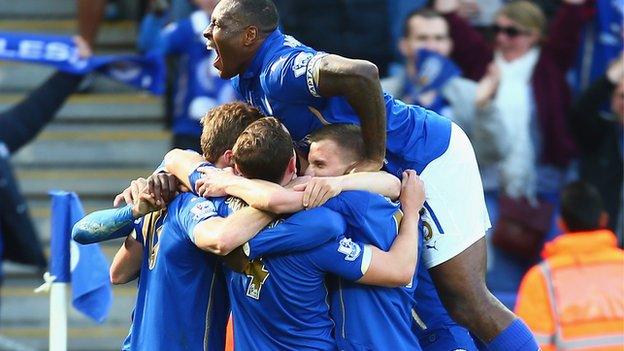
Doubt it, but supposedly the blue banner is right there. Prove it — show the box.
[49,190,113,323]
[0,31,165,94]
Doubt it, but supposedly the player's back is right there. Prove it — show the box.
[233,29,453,177]
[131,193,229,351]
[324,191,420,350]
[226,208,367,350]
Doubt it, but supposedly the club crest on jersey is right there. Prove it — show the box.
[190,201,216,221]
[423,221,433,241]
[337,238,361,261]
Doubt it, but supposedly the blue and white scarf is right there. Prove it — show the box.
[0,31,165,94]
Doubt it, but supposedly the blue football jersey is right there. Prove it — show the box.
[232,29,452,176]
[226,207,374,350]
[152,10,234,136]
[322,191,420,350]
[130,193,229,351]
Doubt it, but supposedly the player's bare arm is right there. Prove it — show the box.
[110,235,143,285]
[192,206,275,256]
[315,54,386,171]
[73,178,161,244]
[196,167,400,212]
[162,148,207,190]
[356,170,423,287]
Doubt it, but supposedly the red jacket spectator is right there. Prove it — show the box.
[443,2,594,167]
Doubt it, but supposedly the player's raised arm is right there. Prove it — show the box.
[315,54,386,171]
[73,178,162,244]
[356,170,423,287]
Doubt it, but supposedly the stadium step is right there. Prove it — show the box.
[0,93,163,122]
[0,20,138,49]
[0,0,140,21]
[0,63,138,93]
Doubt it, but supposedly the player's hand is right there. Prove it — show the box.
[285,175,311,190]
[195,167,235,198]
[398,170,425,214]
[147,172,179,206]
[348,158,383,173]
[292,176,342,208]
[113,177,147,207]
[132,183,163,218]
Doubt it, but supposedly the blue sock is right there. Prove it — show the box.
[487,319,539,351]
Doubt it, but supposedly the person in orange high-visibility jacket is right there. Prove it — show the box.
[515,181,624,351]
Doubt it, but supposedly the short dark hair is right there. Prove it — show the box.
[233,117,293,183]
[200,102,264,163]
[309,124,365,164]
[402,8,445,38]
[560,181,605,232]
[227,0,279,34]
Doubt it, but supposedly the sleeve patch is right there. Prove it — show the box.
[292,52,314,78]
[305,53,328,98]
[190,200,217,221]
[337,237,362,261]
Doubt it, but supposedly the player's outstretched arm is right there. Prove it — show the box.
[294,171,401,208]
[74,178,163,244]
[110,235,143,284]
[192,206,276,256]
[195,169,305,214]
[316,55,386,171]
[356,170,423,287]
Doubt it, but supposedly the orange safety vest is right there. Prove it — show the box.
[515,230,624,351]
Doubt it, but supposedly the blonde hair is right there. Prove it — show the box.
[498,1,546,37]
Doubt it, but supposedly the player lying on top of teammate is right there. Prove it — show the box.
[72,102,424,350]
[202,1,538,349]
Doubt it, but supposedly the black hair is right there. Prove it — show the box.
[229,0,279,34]
[560,181,605,232]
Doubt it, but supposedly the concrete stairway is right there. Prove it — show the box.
[0,1,170,350]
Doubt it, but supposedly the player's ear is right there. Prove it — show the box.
[244,26,258,46]
[287,153,297,174]
[222,150,234,167]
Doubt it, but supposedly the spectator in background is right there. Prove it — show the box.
[434,0,592,303]
[382,8,509,181]
[515,181,624,350]
[568,56,624,242]
[0,37,90,299]
[571,0,623,93]
[139,0,235,152]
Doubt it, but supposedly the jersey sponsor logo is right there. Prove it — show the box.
[337,238,361,261]
[190,201,216,221]
[243,259,270,300]
[292,52,313,78]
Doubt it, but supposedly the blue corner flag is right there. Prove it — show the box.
[49,191,113,323]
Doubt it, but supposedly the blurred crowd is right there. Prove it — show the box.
[0,0,622,344]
